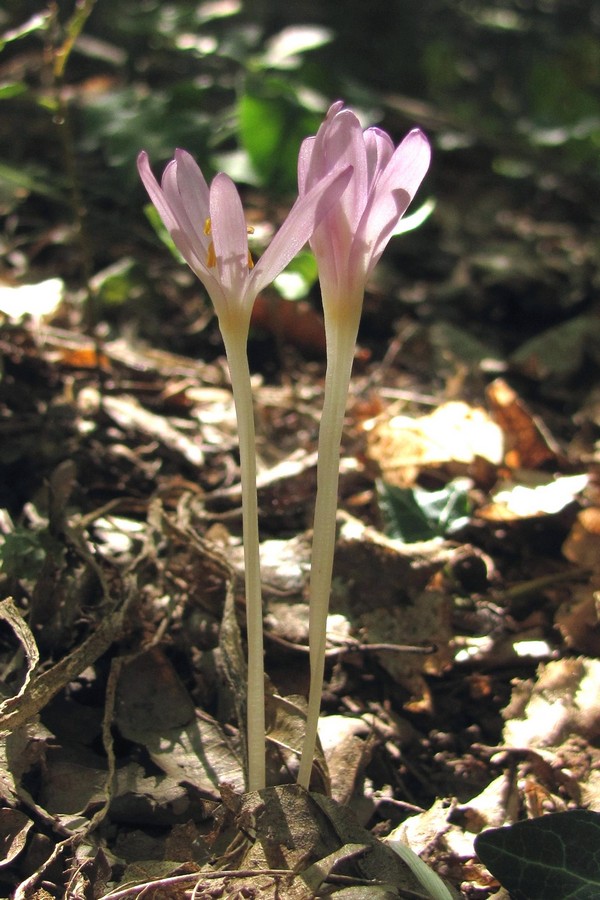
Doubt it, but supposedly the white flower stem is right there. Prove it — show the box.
[297,311,361,790]
[221,328,265,792]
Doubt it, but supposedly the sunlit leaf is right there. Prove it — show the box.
[0,12,50,51]
[392,197,436,235]
[273,249,318,300]
[261,25,333,70]
[0,82,27,100]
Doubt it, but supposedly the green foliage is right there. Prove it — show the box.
[238,80,322,194]
[0,527,61,581]
[79,86,212,183]
[143,205,184,262]
[475,810,600,900]
[273,249,319,301]
[0,161,66,210]
[90,258,136,308]
[377,478,471,543]
[0,11,49,52]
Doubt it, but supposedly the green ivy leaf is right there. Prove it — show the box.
[475,811,600,900]
[377,478,471,543]
[237,81,322,194]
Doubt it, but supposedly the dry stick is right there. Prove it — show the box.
[297,312,360,789]
[222,329,266,792]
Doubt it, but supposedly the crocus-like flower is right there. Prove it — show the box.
[298,101,431,327]
[138,149,351,793]
[296,104,431,789]
[138,149,351,337]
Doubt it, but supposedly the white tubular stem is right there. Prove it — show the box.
[222,330,265,792]
[297,314,360,789]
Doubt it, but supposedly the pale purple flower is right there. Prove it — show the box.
[138,149,351,334]
[298,101,431,318]
[296,104,431,790]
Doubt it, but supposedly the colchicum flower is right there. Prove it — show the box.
[138,149,350,338]
[296,103,431,789]
[138,149,351,792]
[298,101,431,328]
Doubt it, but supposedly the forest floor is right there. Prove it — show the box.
[1,4,600,898]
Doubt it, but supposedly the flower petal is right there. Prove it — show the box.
[297,135,316,195]
[299,107,368,300]
[377,129,432,201]
[137,151,202,267]
[174,149,211,252]
[363,127,394,186]
[209,173,251,303]
[319,109,368,233]
[358,128,431,271]
[250,163,353,297]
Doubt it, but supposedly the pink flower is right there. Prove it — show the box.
[296,103,431,790]
[298,101,431,320]
[138,149,351,334]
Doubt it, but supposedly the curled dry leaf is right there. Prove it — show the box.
[0,809,33,868]
[486,377,561,469]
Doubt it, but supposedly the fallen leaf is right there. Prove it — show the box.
[479,472,588,520]
[503,657,600,749]
[0,809,33,868]
[115,648,245,799]
[252,294,326,353]
[486,378,560,469]
[364,401,504,486]
[0,279,64,321]
[555,588,600,656]
[562,507,600,570]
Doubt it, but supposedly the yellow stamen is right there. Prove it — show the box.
[206,241,216,268]
[203,218,255,269]
[246,225,255,269]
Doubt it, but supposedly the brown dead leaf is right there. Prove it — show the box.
[555,587,600,655]
[0,809,33,868]
[265,692,328,793]
[252,294,326,354]
[332,515,454,709]
[486,377,560,469]
[388,773,518,894]
[235,785,428,896]
[503,657,600,749]
[318,715,372,807]
[115,648,245,799]
[364,401,503,487]
[563,507,600,570]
